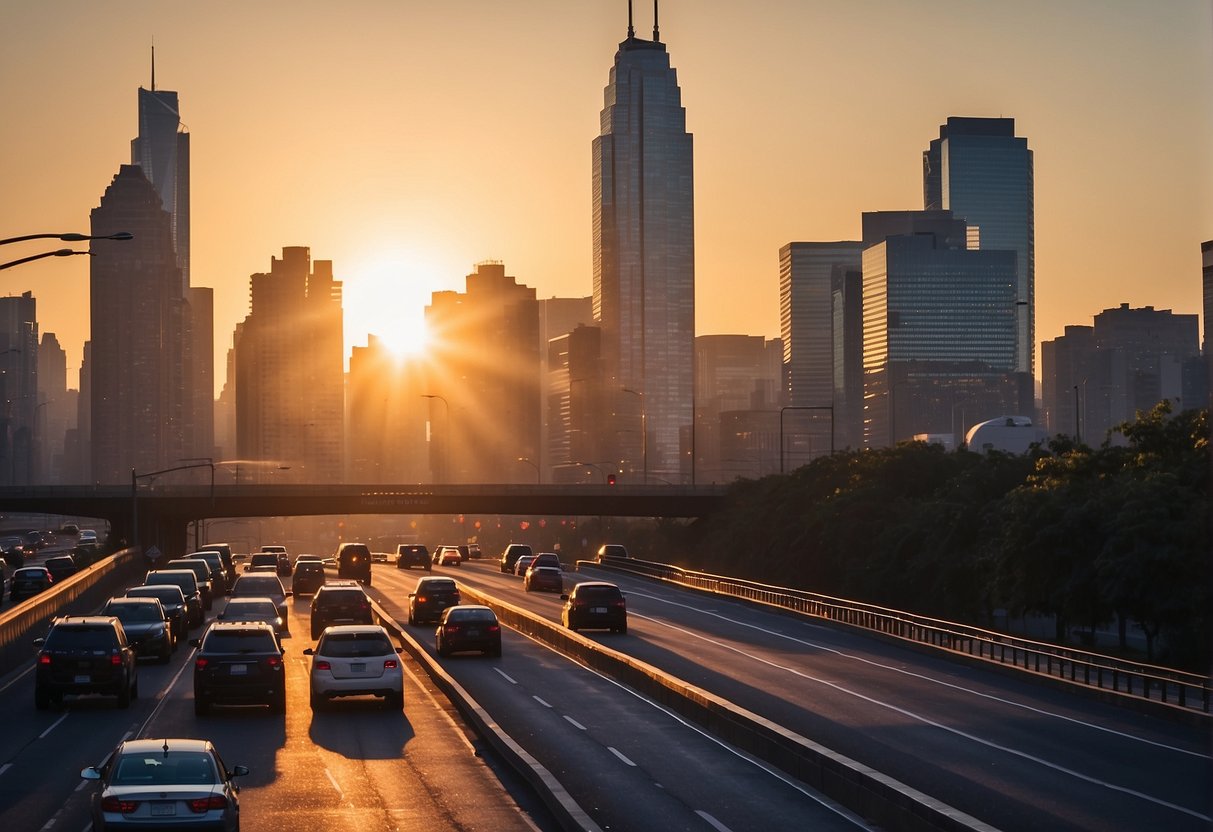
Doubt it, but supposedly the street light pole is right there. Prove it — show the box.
[516,457,541,484]
[0,232,133,271]
[621,387,646,484]
[421,394,450,484]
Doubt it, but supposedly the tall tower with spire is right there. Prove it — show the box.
[592,1,694,483]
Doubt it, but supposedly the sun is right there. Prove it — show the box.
[344,252,445,361]
[376,317,432,358]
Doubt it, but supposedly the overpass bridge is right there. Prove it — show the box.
[0,483,729,553]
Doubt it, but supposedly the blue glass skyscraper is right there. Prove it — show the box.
[592,7,694,483]
[924,117,1034,376]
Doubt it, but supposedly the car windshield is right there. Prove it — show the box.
[234,578,282,596]
[130,587,184,606]
[576,586,622,600]
[111,751,216,786]
[420,580,456,592]
[318,632,393,657]
[203,630,277,653]
[106,603,162,622]
[223,601,276,618]
[319,590,365,605]
[449,609,496,623]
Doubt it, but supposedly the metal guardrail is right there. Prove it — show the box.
[585,557,1213,716]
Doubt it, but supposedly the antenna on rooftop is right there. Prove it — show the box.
[627,0,634,39]
[653,0,660,41]
[151,41,155,91]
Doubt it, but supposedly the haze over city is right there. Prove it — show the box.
[2,0,1210,391]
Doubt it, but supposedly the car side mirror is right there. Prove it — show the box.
[559,594,569,601]
[395,647,403,654]
[80,767,101,781]
[302,648,314,655]
[231,765,249,777]
[32,637,44,648]
[188,638,201,648]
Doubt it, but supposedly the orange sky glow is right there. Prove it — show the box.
[1,1,1210,393]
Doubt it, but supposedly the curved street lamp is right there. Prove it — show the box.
[0,231,133,271]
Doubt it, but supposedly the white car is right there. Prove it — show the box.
[303,625,403,711]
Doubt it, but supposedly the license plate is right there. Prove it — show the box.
[151,802,176,817]
[74,674,90,684]
[351,662,365,672]
[591,607,608,614]
[230,664,247,675]
[466,629,480,637]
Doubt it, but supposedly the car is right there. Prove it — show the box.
[24,530,49,550]
[185,550,230,595]
[123,584,189,644]
[407,576,462,625]
[191,621,286,715]
[59,522,80,536]
[78,529,99,546]
[499,543,533,574]
[259,545,292,576]
[202,542,237,579]
[292,559,327,595]
[81,738,248,832]
[530,552,561,571]
[513,554,537,576]
[294,554,324,568]
[524,565,564,593]
[561,581,627,634]
[10,566,54,602]
[245,552,280,573]
[436,605,502,657]
[143,569,204,627]
[467,543,483,560]
[229,574,291,626]
[100,596,174,662]
[336,542,372,584]
[44,554,80,582]
[371,551,389,563]
[596,543,631,562]
[435,546,463,567]
[310,582,373,639]
[396,544,431,571]
[165,559,217,611]
[34,615,138,709]
[1,537,26,569]
[218,596,286,642]
[303,624,404,711]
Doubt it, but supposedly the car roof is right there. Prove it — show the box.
[532,566,561,573]
[445,604,493,614]
[129,583,185,596]
[205,620,276,633]
[417,576,455,585]
[319,624,389,636]
[52,615,117,625]
[106,596,162,606]
[14,566,50,575]
[224,596,277,605]
[573,581,621,590]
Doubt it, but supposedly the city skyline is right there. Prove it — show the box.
[1,1,1210,392]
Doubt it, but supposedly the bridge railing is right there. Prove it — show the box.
[584,556,1212,716]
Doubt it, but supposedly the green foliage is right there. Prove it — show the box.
[677,403,1210,671]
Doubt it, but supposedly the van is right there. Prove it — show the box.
[336,543,372,585]
[499,543,533,574]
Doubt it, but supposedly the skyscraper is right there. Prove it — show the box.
[924,117,1034,376]
[592,6,694,483]
[0,293,38,485]
[234,247,345,481]
[90,165,186,483]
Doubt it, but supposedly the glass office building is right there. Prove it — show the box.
[592,19,694,483]
[924,117,1033,375]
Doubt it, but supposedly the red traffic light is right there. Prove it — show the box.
[607,474,617,485]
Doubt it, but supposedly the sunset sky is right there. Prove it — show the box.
[2,1,1210,393]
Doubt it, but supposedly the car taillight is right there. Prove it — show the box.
[188,795,226,813]
[101,796,140,814]
[315,660,331,671]
[383,659,398,669]
[612,600,626,608]
[195,657,209,670]
[487,624,500,633]
[416,595,427,603]
[37,652,51,665]
[265,656,283,669]
[444,624,461,633]
[359,602,369,610]
[110,653,122,666]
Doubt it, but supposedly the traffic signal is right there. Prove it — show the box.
[607,474,616,485]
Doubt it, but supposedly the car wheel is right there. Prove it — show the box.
[116,676,131,709]
[436,640,449,658]
[270,688,286,714]
[309,689,324,712]
[131,674,139,700]
[159,642,172,663]
[195,695,209,716]
[311,624,321,640]
[384,691,403,710]
[491,644,502,658]
[407,609,415,626]
[34,687,50,710]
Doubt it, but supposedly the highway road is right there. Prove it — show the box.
[389,557,1212,832]
[0,551,873,832]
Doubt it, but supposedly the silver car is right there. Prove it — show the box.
[303,625,403,711]
[81,737,248,831]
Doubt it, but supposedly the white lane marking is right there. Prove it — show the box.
[532,695,551,708]
[39,713,69,739]
[607,746,636,767]
[73,780,87,792]
[563,715,586,730]
[0,763,10,777]
[629,589,1208,761]
[696,811,734,832]
[494,667,517,684]
[324,768,343,798]
[135,645,198,739]
[0,664,34,695]
[630,608,1212,822]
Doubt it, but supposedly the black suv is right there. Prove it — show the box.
[561,582,628,634]
[34,616,139,709]
[499,543,533,574]
[311,582,373,639]
[292,559,326,595]
[336,543,372,585]
[191,621,286,715]
[396,544,430,571]
[407,576,461,625]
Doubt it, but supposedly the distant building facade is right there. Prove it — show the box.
[347,336,428,484]
[425,262,540,483]
[592,14,694,483]
[0,294,39,485]
[234,247,345,482]
[38,332,70,484]
[547,324,612,484]
[695,335,783,480]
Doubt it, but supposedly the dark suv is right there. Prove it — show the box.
[311,582,373,639]
[292,559,327,595]
[336,543,372,585]
[561,582,628,634]
[34,616,139,709]
[499,543,533,574]
[191,621,285,715]
[407,576,461,625]
[396,544,430,571]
